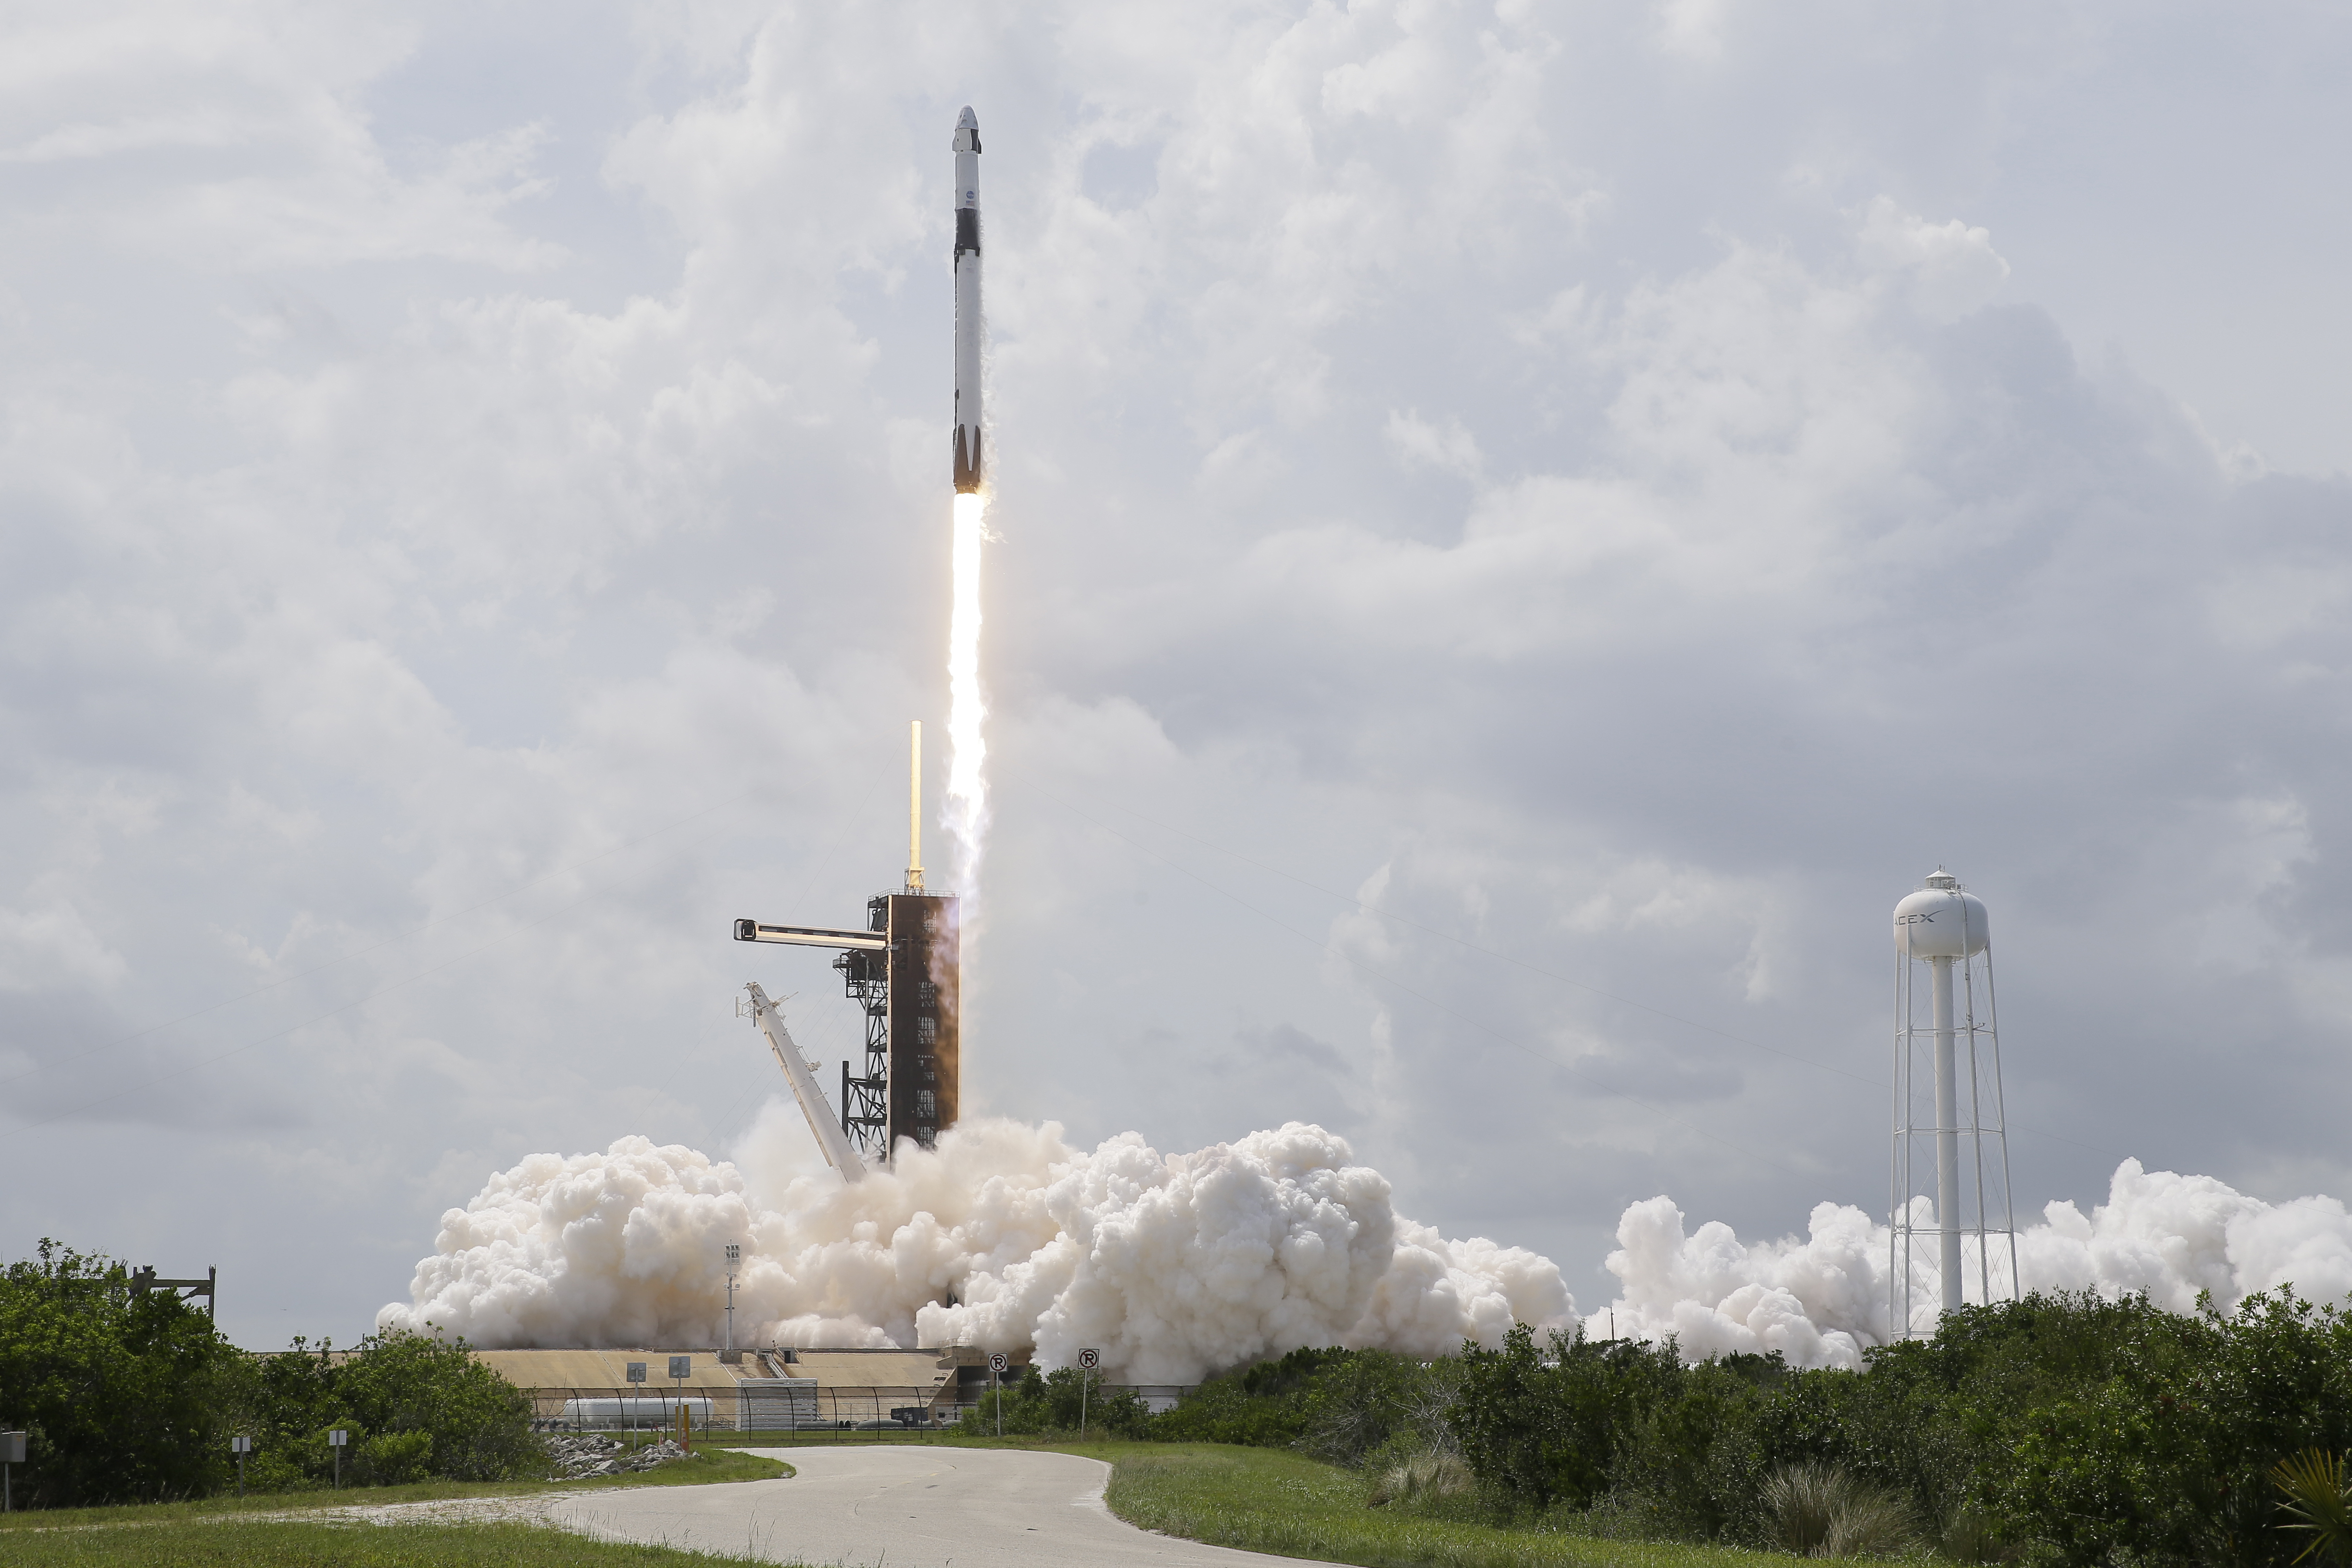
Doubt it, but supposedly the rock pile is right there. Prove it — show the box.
[546,1433,692,1480]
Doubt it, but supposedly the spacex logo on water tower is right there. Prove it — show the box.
[1890,870,2017,1334]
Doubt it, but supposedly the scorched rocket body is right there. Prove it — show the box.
[952,106,984,494]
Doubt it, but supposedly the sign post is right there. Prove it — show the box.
[2,1430,25,1512]
[231,1434,252,1497]
[987,1352,1008,1438]
[669,1356,693,1451]
[1077,1349,1100,1439]
[328,1428,348,1489]
[626,1361,647,1435]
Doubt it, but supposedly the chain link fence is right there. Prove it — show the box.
[522,1383,1196,1437]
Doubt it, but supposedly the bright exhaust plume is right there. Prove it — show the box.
[945,491,988,897]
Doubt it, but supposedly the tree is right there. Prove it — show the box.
[0,1240,240,1506]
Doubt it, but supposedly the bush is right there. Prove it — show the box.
[356,1430,436,1486]
[1367,1449,1476,1509]
[1149,1289,2352,1566]
[0,1240,242,1506]
[1762,1462,1916,1557]
[0,1240,544,1506]
[970,1364,1150,1437]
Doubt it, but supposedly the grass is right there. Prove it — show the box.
[0,1428,1891,1568]
[722,1432,1845,1568]
[0,1439,791,1532]
[1101,1443,1847,1568]
[0,1519,773,1566]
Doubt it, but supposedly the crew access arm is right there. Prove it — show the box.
[742,982,865,1182]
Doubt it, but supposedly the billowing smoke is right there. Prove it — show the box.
[378,1116,1572,1382]
[1604,1159,2352,1369]
[382,1109,2352,1380]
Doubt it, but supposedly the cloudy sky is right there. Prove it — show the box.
[5,0,2350,1349]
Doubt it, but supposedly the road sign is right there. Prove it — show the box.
[987,1352,1008,1372]
[669,1355,692,1380]
[1077,1348,1100,1370]
[627,1362,647,1383]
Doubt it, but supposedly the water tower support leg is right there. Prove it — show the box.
[1932,955,1963,1315]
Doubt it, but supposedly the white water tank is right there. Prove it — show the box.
[1892,870,1988,960]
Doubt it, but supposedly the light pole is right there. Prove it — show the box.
[723,1243,741,1361]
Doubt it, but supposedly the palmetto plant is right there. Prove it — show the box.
[2274,1449,2352,1566]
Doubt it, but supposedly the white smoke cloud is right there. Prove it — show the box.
[383,1114,2352,1383]
[378,1116,1573,1383]
[1605,1159,2352,1369]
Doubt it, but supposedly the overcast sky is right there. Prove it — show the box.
[5,0,2351,1349]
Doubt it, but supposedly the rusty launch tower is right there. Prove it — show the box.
[733,724,959,1170]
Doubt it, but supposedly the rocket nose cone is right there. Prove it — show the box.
[957,106,978,129]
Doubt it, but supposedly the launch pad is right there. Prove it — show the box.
[830,891,960,1157]
[734,726,960,1171]
[732,106,987,1179]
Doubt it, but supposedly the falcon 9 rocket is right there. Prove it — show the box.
[951,106,984,493]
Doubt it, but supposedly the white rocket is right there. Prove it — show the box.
[951,106,984,494]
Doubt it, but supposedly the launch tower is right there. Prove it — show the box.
[734,724,960,1169]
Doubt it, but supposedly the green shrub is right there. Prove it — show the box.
[0,1240,242,1506]
[0,1240,544,1507]
[356,1429,436,1486]
[969,1364,1150,1437]
[1365,1448,1476,1509]
[1148,1288,2352,1567]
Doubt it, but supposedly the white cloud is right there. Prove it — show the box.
[1854,197,2012,322]
[1383,408,1484,477]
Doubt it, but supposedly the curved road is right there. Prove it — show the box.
[368,1446,1333,1568]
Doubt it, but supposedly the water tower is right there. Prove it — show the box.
[1889,869,2017,1335]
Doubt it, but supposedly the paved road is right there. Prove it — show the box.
[360,1446,1333,1568]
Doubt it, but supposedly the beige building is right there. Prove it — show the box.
[473,1345,1028,1430]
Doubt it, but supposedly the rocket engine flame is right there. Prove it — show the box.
[945,491,988,895]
